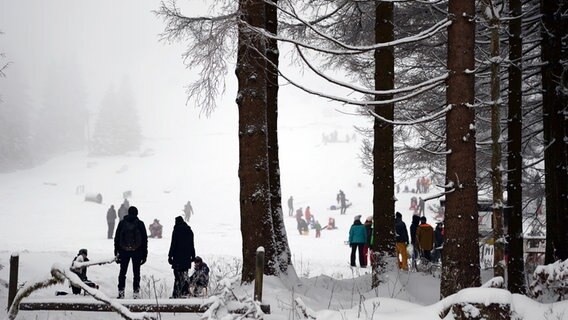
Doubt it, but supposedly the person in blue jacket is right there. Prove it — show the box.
[349,215,367,267]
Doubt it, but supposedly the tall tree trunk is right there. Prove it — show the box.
[483,1,505,279]
[265,0,293,275]
[236,0,277,282]
[371,0,396,288]
[506,0,525,294]
[441,0,480,298]
[541,0,568,263]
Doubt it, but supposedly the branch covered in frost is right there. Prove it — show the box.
[6,268,64,320]
[253,1,452,55]
[71,256,117,270]
[295,44,448,96]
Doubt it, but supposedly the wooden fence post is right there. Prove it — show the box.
[254,247,264,302]
[8,253,19,309]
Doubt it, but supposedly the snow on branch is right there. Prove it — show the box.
[368,105,451,125]
[71,256,117,270]
[245,45,445,107]
[294,45,448,96]
[530,259,568,300]
[244,5,451,55]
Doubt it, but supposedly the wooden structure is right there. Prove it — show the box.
[19,299,270,314]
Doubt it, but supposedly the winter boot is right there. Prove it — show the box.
[133,291,141,299]
[117,290,125,299]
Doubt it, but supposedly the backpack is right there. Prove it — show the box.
[119,219,142,251]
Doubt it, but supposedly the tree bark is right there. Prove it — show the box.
[541,0,568,263]
[236,0,277,282]
[371,0,396,288]
[506,0,525,294]
[265,0,293,275]
[441,0,480,298]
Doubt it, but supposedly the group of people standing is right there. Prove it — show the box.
[348,211,444,271]
[83,202,209,299]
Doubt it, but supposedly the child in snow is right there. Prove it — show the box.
[70,249,99,294]
[189,256,210,297]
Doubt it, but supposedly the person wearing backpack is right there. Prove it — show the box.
[114,206,148,299]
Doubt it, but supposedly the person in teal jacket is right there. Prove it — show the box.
[349,215,368,267]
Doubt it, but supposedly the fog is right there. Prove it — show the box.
[0,0,366,172]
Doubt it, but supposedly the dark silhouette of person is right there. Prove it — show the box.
[114,206,148,299]
[168,216,195,298]
[106,205,117,239]
[287,196,294,217]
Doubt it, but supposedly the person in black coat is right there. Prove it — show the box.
[409,214,420,267]
[114,206,148,299]
[395,212,409,270]
[168,216,196,298]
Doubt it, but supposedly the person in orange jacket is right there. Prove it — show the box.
[416,216,434,261]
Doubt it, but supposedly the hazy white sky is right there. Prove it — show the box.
[0,0,365,143]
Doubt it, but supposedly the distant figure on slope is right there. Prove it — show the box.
[349,215,367,267]
[418,197,425,216]
[327,217,336,230]
[70,249,99,294]
[122,198,130,210]
[114,206,148,299]
[298,219,309,235]
[118,203,128,221]
[189,256,210,297]
[337,190,348,215]
[107,205,117,239]
[287,196,294,217]
[395,212,409,271]
[416,216,434,262]
[314,221,322,238]
[183,201,194,222]
[305,206,313,226]
[149,219,163,239]
[168,216,195,298]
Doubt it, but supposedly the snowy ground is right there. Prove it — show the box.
[1,111,567,319]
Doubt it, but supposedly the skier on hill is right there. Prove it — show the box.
[114,206,148,299]
[337,190,348,215]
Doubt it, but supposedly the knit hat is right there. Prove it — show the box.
[128,206,138,216]
[354,215,362,221]
[175,216,184,224]
[395,212,402,219]
[365,216,373,222]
